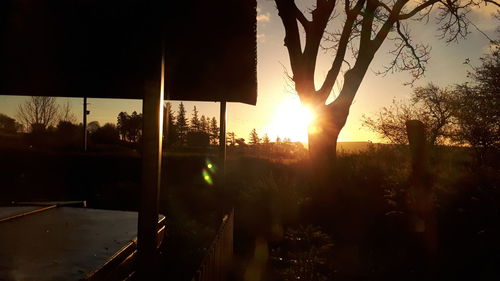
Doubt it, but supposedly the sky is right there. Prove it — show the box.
[0,1,498,143]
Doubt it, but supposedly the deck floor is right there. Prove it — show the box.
[0,207,138,281]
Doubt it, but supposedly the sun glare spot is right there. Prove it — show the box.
[265,96,316,143]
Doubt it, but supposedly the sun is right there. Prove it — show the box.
[265,96,315,143]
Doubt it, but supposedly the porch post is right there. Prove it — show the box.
[137,51,164,279]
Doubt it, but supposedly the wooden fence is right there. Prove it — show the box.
[192,209,234,281]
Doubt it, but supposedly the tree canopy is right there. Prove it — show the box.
[0,113,21,134]
[16,96,60,132]
[362,43,499,162]
[362,83,455,145]
[453,43,500,161]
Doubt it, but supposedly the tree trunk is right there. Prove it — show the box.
[307,104,346,182]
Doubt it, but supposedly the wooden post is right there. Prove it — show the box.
[219,101,227,175]
[137,50,164,279]
[406,120,427,180]
[405,120,436,272]
[406,120,431,232]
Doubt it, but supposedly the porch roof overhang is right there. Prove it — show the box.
[0,0,257,105]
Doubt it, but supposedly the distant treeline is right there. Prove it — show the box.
[0,101,308,158]
[0,101,221,149]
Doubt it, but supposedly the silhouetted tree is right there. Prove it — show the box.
[200,115,208,133]
[262,134,271,144]
[362,84,455,145]
[55,120,81,148]
[236,138,246,146]
[0,113,21,134]
[453,44,500,162]
[117,112,127,141]
[190,106,200,132]
[227,132,236,146]
[176,102,188,145]
[412,84,455,145]
[56,120,78,132]
[58,101,76,123]
[17,96,59,132]
[128,111,142,143]
[92,123,120,144]
[163,102,178,146]
[117,111,142,143]
[261,133,271,153]
[274,0,491,166]
[249,128,260,145]
[187,131,210,147]
[87,121,100,134]
[362,99,416,145]
[210,117,219,145]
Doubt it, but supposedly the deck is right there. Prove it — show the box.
[0,205,165,281]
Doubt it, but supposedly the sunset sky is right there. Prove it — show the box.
[0,1,497,143]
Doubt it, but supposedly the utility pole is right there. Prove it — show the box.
[83,97,89,151]
[219,101,227,176]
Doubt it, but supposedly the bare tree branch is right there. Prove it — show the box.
[435,0,472,42]
[295,4,312,29]
[467,17,498,43]
[59,101,77,123]
[398,0,441,20]
[376,21,431,85]
[319,0,366,100]
[276,0,304,72]
[359,0,378,47]
[17,96,59,132]
[484,0,500,7]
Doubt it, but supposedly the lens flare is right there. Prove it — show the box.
[202,159,217,185]
[205,159,216,172]
[202,169,213,185]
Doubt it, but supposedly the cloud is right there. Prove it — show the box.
[257,12,271,22]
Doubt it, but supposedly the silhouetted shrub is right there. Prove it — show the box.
[92,123,120,145]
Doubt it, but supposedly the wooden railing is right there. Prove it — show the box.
[192,209,234,281]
